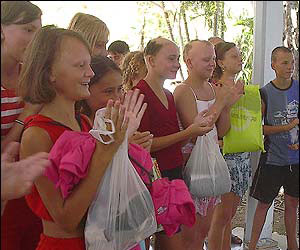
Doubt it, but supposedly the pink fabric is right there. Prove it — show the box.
[128,143,153,185]
[150,178,196,237]
[130,244,141,250]
[45,131,97,199]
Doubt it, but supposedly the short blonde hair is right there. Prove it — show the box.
[68,12,109,54]
[18,25,91,104]
[122,51,147,91]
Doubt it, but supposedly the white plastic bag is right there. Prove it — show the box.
[85,108,157,250]
[184,130,231,198]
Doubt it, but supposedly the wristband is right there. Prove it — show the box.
[14,119,25,126]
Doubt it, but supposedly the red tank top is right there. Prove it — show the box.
[23,114,92,221]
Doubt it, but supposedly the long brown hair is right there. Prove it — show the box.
[213,42,236,81]
[18,25,91,104]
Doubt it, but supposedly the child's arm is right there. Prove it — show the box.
[261,99,299,135]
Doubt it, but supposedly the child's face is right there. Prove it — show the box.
[189,43,216,79]
[50,37,94,101]
[272,51,295,80]
[220,46,242,75]
[87,70,123,115]
[92,39,108,57]
[1,18,42,62]
[108,52,124,67]
[152,42,180,80]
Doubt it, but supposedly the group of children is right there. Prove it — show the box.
[1,1,299,250]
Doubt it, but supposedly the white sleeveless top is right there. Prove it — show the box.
[186,82,219,144]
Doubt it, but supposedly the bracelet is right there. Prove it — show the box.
[14,119,25,126]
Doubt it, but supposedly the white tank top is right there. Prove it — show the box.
[187,82,219,144]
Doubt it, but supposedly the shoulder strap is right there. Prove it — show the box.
[207,81,216,98]
[128,153,153,186]
[181,83,198,101]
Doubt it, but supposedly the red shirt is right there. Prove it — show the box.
[134,80,183,171]
[23,114,92,221]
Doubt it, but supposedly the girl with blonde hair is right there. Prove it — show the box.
[68,12,109,57]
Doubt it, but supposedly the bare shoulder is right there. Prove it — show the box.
[173,83,194,100]
[20,126,53,158]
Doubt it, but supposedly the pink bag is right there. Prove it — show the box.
[150,178,196,237]
[128,144,196,237]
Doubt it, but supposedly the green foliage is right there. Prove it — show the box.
[134,1,254,83]
[233,12,254,84]
[135,1,169,46]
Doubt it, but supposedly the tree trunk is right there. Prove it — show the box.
[181,3,190,42]
[160,1,184,81]
[220,1,225,39]
[178,11,185,51]
[139,16,146,50]
[161,1,175,41]
[214,1,220,36]
[283,1,299,80]
[285,1,293,48]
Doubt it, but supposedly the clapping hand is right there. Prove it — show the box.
[193,109,216,128]
[122,89,147,138]
[214,79,245,108]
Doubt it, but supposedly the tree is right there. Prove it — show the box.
[283,1,299,80]
[233,14,254,84]
[139,16,146,50]
[135,1,257,84]
[184,1,227,39]
[146,1,185,80]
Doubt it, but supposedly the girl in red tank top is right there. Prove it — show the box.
[17,26,134,250]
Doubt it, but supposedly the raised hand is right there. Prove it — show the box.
[226,79,245,108]
[103,99,128,145]
[122,89,147,138]
[214,79,245,108]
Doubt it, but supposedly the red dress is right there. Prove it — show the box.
[24,114,91,250]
